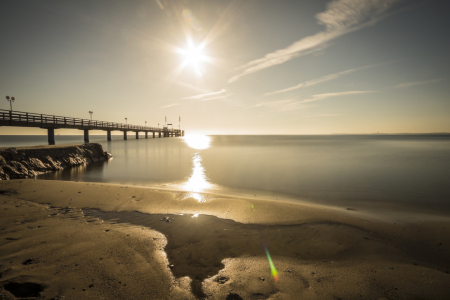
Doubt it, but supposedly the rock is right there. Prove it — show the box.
[0,155,7,166]
[23,258,39,265]
[0,144,112,180]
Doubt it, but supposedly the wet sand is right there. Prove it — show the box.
[1,179,450,299]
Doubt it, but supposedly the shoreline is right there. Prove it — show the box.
[35,178,450,224]
[1,179,450,299]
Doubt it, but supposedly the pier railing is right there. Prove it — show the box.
[0,109,179,133]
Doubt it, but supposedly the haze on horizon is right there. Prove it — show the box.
[1,0,449,135]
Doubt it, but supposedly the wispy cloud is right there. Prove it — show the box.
[302,90,374,103]
[160,103,179,108]
[229,0,403,83]
[264,63,379,96]
[246,90,373,113]
[197,93,234,101]
[309,113,343,117]
[245,99,308,112]
[183,89,227,100]
[183,89,233,101]
[246,99,295,109]
[393,78,446,89]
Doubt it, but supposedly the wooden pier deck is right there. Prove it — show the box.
[0,109,183,145]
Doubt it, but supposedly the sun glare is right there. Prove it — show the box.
[179,42,207,76]
[184,134,211,150]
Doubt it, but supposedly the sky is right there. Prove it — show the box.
[1,0,449,135]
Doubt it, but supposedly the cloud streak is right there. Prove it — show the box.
[183,89,234,101]
[183,89,228,100]
[247,90,373,112]
[160,103,179,108]
[264,64,376,96]
[301,90,374,103]
[245,99,309,112]
[229,0,403,83]
[245,99,295,109]
[393,78,446,89]
[312,114,344,117]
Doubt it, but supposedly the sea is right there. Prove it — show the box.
[1,134,450,218]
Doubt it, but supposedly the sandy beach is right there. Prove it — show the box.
[1,179,450,299]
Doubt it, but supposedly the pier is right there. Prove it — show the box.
[0,109,184,145]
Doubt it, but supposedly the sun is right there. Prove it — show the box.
[178,41,207,76]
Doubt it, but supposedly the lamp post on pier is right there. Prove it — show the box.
[89,111,93,121]
[125,118,127,125]
[5,96,15,111]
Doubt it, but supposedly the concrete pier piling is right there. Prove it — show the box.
[84,129,89,143]
[136,132,139,139]
[107,130,111,141]
[47,128,55,145]
[124,131,127,140]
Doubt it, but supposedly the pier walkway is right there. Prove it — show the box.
[0,109,183,145]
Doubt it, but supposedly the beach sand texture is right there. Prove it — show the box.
[1,179,450,299]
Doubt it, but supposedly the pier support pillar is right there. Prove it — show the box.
[47,128,55,145]
[136,132,139,139]
[182,130,184,137]
[159,132,161,138]
[84,129,89,143]
[107,130,111,141]
[124,131,127,140]
[153,132,155,138]
[145,132,148,139]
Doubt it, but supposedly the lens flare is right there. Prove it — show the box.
[264,247,279,282]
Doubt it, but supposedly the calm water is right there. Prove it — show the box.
[1,134,450,213]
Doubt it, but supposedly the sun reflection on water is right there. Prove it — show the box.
[181,134,215,202]
[183,153,214,202]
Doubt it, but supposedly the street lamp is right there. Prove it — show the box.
[5,96,15,111]
[89,111,93,121]
[125,118,127,125]
[145,121,147,127]
[158,123,159,128]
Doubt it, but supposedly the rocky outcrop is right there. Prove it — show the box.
[0,143,112,180]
